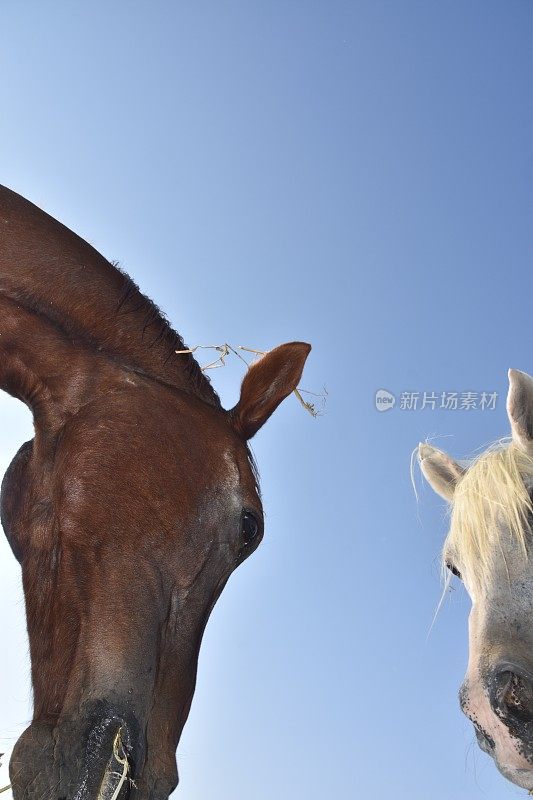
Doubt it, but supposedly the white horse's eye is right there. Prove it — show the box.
[446,561,462,581]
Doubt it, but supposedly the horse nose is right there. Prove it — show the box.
[490,668,533,725]
[458,681,496,754]
[53,701,141,800]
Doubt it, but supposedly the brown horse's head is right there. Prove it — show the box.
[4,340,310,800]
[0,182,311,800]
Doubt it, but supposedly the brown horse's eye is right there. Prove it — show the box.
[446,561,462,580]
[241,511,259,545]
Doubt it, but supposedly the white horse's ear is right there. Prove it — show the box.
[507,369,533,454]
[418,443,465,501]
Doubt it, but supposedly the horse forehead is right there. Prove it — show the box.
[61,382,231,456]
[55,388,254,514]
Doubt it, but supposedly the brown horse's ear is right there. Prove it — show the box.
[231,342,312,439]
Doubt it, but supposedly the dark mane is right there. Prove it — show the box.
[113,263,220,407]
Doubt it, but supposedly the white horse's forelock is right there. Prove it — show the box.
[445,440,533,593]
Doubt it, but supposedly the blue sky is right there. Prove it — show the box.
[0,3,533,799]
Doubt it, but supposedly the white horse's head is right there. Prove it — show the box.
[419,369,533,789]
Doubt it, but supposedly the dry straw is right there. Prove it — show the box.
[175,342,326,418]
[108,728,130,800]
[0,752,9,795]
[96,727,134,800]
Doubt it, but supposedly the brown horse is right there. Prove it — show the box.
[0,185,311,800]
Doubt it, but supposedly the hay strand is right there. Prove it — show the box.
[176,342,325,417]
[108,728,129,800]
[0,752,10,795]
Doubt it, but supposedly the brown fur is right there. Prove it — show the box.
[0,185,311,800]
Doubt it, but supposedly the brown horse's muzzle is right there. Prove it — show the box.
[10,698,177,800]
[53,700,142,800]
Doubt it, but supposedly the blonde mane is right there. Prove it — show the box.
[445,441,533,592]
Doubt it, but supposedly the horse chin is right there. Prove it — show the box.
[487,732,533,791]
[9,722,57,800]
[476,721,533,791]
[494,760,533,791]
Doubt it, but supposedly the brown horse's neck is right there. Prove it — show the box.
[0,184,220,409]
[0,293,123,445]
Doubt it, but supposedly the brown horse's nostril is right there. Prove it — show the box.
[490,669,533,725]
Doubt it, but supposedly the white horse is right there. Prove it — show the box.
[419,369,533,790]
